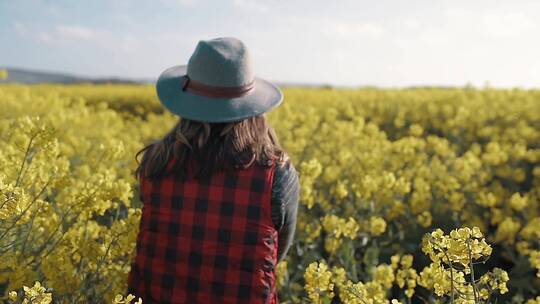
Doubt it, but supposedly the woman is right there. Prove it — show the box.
[127,37,299,304]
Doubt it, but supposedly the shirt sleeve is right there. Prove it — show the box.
[270,160,300,262]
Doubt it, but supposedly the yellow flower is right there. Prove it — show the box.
[20,281,52,304]
[304,261,335,303]
[113,294,142,304]
[276,261,288,288]
[529,250,540,278]
[373,264,394,289]
[509,192,528,211]
[321,214,359,240]
[368,216,387,236]
[494,217,521,244]
[527,296,540,304]
[416,211,432,228]
[334,180,349,199]
[408,124,424,137]
[324,237,343,254]
[9,290,18,301]
[477,191,498,207]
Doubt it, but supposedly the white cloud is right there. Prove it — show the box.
[402,18,420,30]
[158,0,198,7]
[14,22,29,36]
[14,23,144,54]
[481,12,535,37]
[231,0,270,13]
[418,29,450,46]
[111,13,138,28]
[56,25,99,40]
[442,7,537,38]
[286,16,384,39]
[14,22,54,45]
[36,32,54,44]
[326,20,384,38]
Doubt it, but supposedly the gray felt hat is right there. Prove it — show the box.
[156,37,284,122]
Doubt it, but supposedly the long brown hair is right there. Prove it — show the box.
[135,115,289,181]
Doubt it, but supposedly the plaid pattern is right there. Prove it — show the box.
[127,157,279,304]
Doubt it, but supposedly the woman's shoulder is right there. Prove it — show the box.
[272,159,299,191]
[273,153,297,175]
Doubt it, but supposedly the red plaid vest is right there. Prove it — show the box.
[127,156,279,304]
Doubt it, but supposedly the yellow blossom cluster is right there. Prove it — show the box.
[8,281,51,304]
[422,227,493,273]
[304,261,402,304]
[420,227,509,303]
[0,85,174,302]
[321,214,360,253]
[528,297,540,304]
[368,216,387,236]
[392,255,418,298]
[303,261,335,303]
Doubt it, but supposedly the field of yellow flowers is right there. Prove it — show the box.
[1,84,539,303]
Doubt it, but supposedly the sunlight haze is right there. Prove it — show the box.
[1,0,539,87]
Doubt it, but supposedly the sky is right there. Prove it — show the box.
[1,0,540,88]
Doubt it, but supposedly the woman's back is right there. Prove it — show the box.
[128,156,280,303]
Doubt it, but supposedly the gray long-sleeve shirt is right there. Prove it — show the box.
[270,161,300,262]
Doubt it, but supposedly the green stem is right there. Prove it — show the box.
[14,134,36,188]
[467,238,479,303]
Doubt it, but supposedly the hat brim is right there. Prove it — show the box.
[156,65,283,122]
